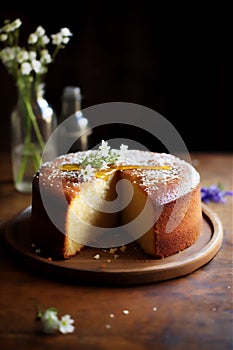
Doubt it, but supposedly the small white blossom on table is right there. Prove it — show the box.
[37,306,75,335]
[59,314,75,334]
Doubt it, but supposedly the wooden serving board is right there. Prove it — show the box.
[4,204,223,285]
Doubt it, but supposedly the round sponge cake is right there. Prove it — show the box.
[31,149,202,259]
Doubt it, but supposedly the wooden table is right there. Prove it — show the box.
[0,152,232,350]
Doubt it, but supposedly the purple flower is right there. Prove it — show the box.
[201,184,233,204]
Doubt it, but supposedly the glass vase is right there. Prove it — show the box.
[11,84,57,193]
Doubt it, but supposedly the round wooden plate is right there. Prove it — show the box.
[4,204,223,285]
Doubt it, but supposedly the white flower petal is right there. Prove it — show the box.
[80,164,95,182]
[41,35,50,45]
[51,32,63,45]
[31,59,42,73]
[28,51,36,60]
[62,37,70,44]
[17,49,29,63]
[41,309,59,334]
[28,33,38,44]
[119,144,129,159]
[60,27,73,37]
[99,140,110,157]
[0,33,8,42]
[21,62,32,75]
[59,314,75,334]
[35,25,45,37]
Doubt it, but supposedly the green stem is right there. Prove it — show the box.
[23,95,45,150]
[15,98,31,184]
[15,146,30,185]
[15,86,45,185]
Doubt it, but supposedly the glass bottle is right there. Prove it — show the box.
[58,86,91,153]
[11,84,57,193]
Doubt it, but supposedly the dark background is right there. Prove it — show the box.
[1,1,232,153]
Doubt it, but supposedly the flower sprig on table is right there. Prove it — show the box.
[201,183,233,204]
[37,306,75,335]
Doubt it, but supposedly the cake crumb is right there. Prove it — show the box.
[105,324,111,329]
[109,248,118,254]
[107,259,111,263]
[153,307,157,311]
[120,245,127,252]
[93,254,101,259]
[212,307,217,311]
[100,264,106,268]
[122,309,129,315]
[109,313,115,318]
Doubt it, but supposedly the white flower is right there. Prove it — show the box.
[119,143,128,158]
[51,28,73,46]
[17,49,29,63]
[99,140,110,157]
[21,61,32,75]
[31,59,42,74]
[0,47,17,63]
[35,25,45,37]
[3,18,22,33]
[28,27,49,45]
[51,32,63,46]
[40,49,52,64]
[11,19,22,31]
[0,33,7,42]
[41,308,60,334]
[60,27,73,37]
[28,33,38,44]
[29,50,37,60]
[41,35,50,45]
[62,36,71,44]
[59,314,75,334]
[80,164,94,181]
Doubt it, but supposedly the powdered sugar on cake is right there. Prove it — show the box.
[39,150,200,205]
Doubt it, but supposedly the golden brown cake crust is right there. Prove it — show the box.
[154,185,202,257]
